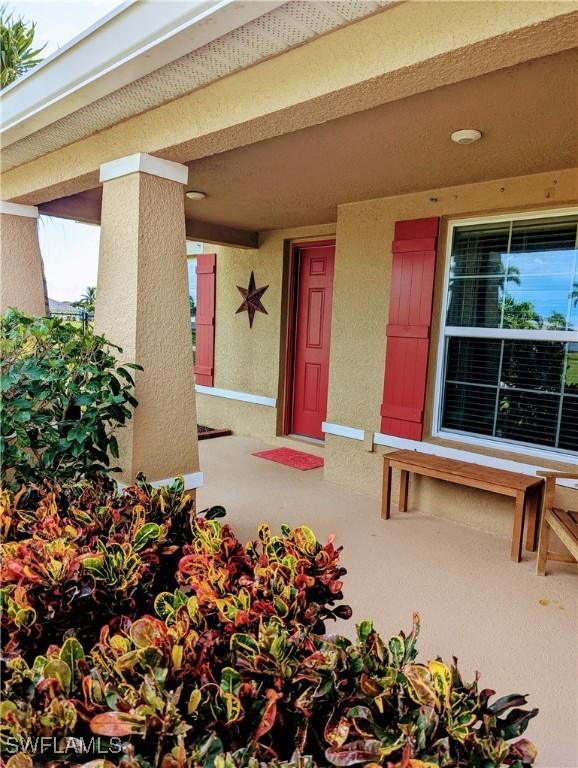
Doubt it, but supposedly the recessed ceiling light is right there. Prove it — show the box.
[451,129,482,145]
[186,190,207,200]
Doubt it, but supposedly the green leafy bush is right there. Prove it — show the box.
[0,479,538,768]
[0,310,140,488]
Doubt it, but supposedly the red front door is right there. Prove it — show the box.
[291,242,335,439]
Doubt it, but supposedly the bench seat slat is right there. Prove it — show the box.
[386,450,542,490]
[390,460,518,497]
[550,509,578,560]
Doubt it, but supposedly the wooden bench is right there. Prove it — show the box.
[381,449,544,562]
[536,471,578,575]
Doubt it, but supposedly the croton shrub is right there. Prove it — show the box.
[0,479,538,768]
[0,476,210,658]
[0,310,141,488]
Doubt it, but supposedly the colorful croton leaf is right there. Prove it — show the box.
[177,519,352,635]
[0,606,538,767]
[0,477,218,658]
[0,478,538,768]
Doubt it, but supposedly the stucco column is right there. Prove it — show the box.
[0,202,48,316]
[95,153,201,490]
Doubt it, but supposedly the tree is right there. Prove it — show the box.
[0,6,44,88]
[189,294,196,316]
[73,286,96,314]
[545,311,567,331]
[502,295,541,329]
[447,253,520,327]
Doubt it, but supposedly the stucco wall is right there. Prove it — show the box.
[0,213,47,316]
[326,167,578,533]
[196,223,335,435]
[198,168,577,538]
[95,171,199,485]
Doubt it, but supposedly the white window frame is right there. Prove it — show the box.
[432,206,578,463]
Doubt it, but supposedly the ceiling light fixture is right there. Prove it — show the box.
[451,129,482,145]
[185,190,207,200]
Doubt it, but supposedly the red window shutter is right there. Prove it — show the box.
[194,253,216,386]
[380,217,439,441]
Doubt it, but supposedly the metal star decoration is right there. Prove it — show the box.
[236,271,269,328]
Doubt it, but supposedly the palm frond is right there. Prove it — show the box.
[0,5,45,88]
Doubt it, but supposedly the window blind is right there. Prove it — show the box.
[440,214,578,455]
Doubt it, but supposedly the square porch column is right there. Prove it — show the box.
[95,153,201,490]
[0,202,48,316]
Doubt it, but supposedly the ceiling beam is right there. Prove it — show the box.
[38,191,258,249]
[38,191,101,224]
[185,219,258,249]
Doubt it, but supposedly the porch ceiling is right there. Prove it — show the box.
[181,49,578,231]
[39,49,578,240]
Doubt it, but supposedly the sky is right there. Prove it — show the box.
[37,217,101,302]
[9,1,123,57]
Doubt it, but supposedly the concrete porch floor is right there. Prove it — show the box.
[197,436,577,768]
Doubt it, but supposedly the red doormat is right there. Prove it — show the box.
[252,447,324,471]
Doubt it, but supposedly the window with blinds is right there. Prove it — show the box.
[439,213,578,455]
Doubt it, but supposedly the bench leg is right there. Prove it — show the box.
[381,458,392,520]
[511,490,526,562]
[536,511,551,576]
[399,470,409,512]
[525,486,541,552]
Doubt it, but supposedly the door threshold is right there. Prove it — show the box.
[287,433,324,446]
